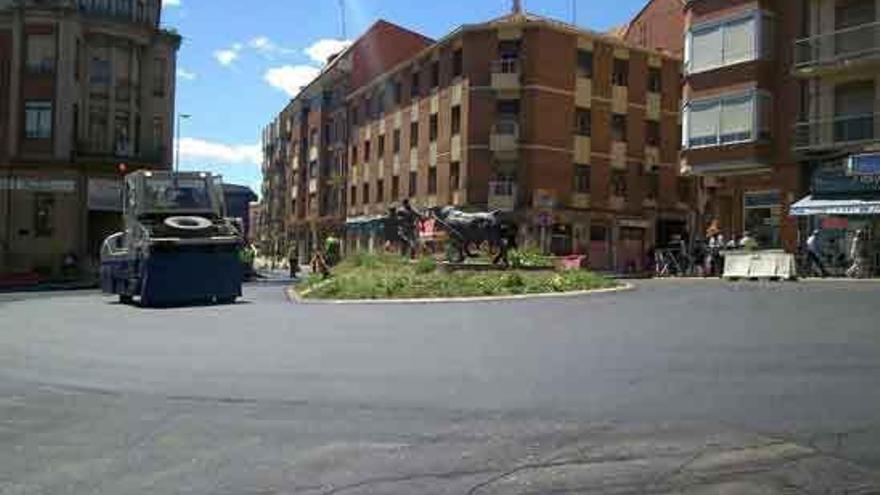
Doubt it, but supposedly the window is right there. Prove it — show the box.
[410,122,419,148]
[645,169,659,199]
[377,179,384,202]
[352,145,358,165]
[411,71,420,98]
[393,129,401,153]
[686,13,759,74]
[611,170,627,197]
[574,164,591,194]
[350,185,357,205]
[394,81,402,105]
[450,162,460,190]
[677,177,692,203]
[646,120,661,147]
[576,49,593,78]
[364,140,371,162]
[648,68,661,93]
[453,49,463,77]
[499,40,520,58]
[362,183,370,204]
[153,57,166,97]
[429,114,438,142]
[611,114,627,142]
[34,193,55,238]
[428,167,437,194]
[683,90,770,148]
[451,106,461,136]
[497,100,520,115]
[25,101,52,139]
[612,58,628,86]
[409,171,418,196]
[392,176,400,199]
[378,135,385,158]
[26,34,56,74]
[590,226,607,242]
[575,109,591,136]
[431,61,440,89]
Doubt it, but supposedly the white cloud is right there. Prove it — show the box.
[177,68,197,80]
[264,65,321,97]
[179,138,261,166]
[213,43,243,66]
[304,39,352,65]
[248,36,297,60]
[162,0,181,6]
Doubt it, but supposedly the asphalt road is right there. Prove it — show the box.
[2,280,880,494]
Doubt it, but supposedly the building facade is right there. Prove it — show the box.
[259,20,434,262]
[260,6,693,272]
[344,10,688,272]
[791,0,880,272]
[0,0,180,278]
[681,0,802,251]
[682,0,880,267]
[622,0,686,57]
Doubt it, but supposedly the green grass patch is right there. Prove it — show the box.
[296,253,616,300]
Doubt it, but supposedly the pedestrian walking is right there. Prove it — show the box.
[806,230,827,278]
[846,230,870,279]
[287,244,299,279]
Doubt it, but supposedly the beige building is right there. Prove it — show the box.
[0,0,180,280]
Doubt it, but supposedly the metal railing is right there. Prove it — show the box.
[795,20,880,70]
[490,58,520,74]
[794,112,879,150]
[491,120,519,137]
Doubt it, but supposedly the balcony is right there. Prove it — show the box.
[490,120,519,158]
[794,20,880,76]
[75,142,167,165]
[488,181,517,212]
[794,112,879,151]
[491,59,521,90]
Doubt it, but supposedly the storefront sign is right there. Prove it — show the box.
[88,178,124,212]
[619,219,650,229]
[814,166,880,195]
[0,177,76,192]
[822,217,849,230]
[744,190,781,208]
[847,153,880,176]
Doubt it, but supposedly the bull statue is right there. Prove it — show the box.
[429,206,517,267]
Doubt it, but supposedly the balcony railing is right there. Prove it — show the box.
[794,20,880,72]
[490,58,520,74]
[794,112,879,150]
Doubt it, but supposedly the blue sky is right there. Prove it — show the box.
[163,0,650,196]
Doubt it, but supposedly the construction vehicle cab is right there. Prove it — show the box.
[100,170,243,306]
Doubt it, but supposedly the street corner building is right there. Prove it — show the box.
[259,0,696,274]
[682,0,880,265]
[0,0,180,282]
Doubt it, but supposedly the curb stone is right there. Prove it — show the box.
[286,282,635,305]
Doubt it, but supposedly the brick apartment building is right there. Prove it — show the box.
[259,20,432,261]
[261,4,692,272]
[621,0,686,57]
[0,0,180,278]
[682,0,880,262]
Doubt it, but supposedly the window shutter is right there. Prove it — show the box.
[691,26,722,72]
[720,94,754,143]
[723,17,755,65]
[688,100,721,147]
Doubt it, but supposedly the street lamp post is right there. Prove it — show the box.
[175,113,191,173]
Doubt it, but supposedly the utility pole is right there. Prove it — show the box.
[512,0,522,15]
[175,113,191,174]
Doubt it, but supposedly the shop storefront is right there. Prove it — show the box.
[791,156,880,276]
[743,190,782,248]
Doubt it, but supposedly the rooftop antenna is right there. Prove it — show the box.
[338,0,346,39]
[512,0,522,14]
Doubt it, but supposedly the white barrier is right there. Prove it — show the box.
[723,251,797,280]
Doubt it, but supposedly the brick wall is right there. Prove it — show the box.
[624,0,686,56]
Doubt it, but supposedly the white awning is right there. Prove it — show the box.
[790,195,880,216]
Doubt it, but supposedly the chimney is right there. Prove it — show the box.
[512,0,522,14]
